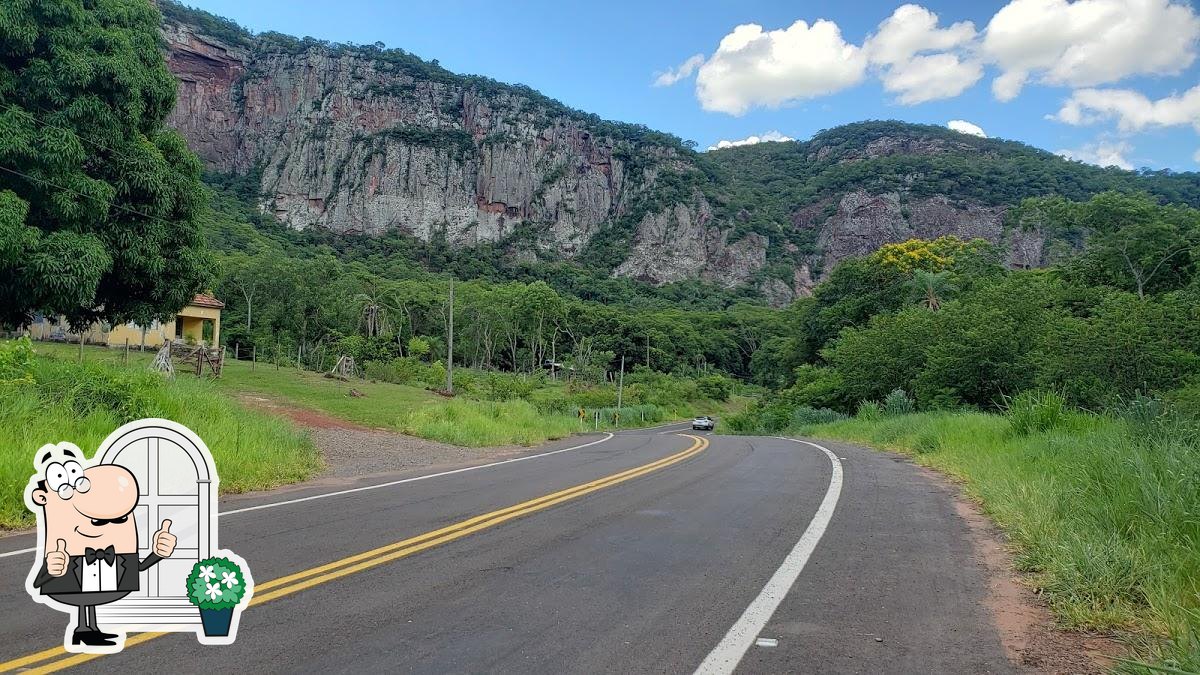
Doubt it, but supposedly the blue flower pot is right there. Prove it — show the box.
[199,607,233,636]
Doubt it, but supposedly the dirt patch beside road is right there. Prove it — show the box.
[238,394,373,430]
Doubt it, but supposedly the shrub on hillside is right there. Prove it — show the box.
[1006,389,1067,436]
[791,406,847,426]
[424,360,447,389]
[564,384,617,408]
[0,337,35,385]
[364,357,425,386]
[397,398,578,447]
[482,371,535,401]
[856,400,883,420]
[883,388,915,416]
[527,388,572,415]
[450,369,476,393]
[696,374,732,402]
[723,409,762,433]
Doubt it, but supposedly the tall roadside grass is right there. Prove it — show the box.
[0,341,322,530]
[397,399,584,447]
[396,399,667,447]
[790,409,1200,671]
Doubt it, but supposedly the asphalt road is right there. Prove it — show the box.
[0,424,1013,673]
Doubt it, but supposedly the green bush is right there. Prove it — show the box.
[723,409,763,433]
[697,374,732,402]
[564,384,617,408]
[482,371,536,401]
[527,387,573,415]
[0,337,34,384]
[425,360,447,388]
[407,336,431,360]
[1006,389,1068,436]
[791,406,847,426]
[856,400,883,420]
[883,388,915,416]
[364,358,413,385]
[450,369,476,394]
[397,398,580,446]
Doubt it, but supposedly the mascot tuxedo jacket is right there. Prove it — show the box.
[33,553,162,595]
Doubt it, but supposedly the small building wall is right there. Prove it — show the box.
[176,305,221,347]
[25,299,220,349]
[104,320,176,349]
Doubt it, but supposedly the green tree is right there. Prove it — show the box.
[1045,192,1199,298]
[0,0,209,326]
[906,269,955,310]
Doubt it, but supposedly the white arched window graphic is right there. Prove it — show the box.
[94,422,216,629]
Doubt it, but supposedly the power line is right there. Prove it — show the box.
[0,163,177,228]
[2,102,154,169]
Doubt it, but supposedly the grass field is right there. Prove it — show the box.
[28,342,732,445]
[0,343,322,530]
[793,411,1200,671]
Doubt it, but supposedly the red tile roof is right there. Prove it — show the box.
[190,293,225,309]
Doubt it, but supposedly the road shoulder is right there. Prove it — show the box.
[933,465,1122,674]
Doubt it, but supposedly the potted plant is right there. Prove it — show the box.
[186,556,250,637]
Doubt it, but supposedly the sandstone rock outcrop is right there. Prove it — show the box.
[160,12,1063,305]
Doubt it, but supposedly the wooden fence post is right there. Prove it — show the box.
[252,345,257,371]
[124,338,129,365]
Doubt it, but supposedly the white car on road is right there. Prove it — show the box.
[692,416,715,431]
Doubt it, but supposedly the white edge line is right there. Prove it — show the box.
[0,431,616,559]
[694,437,844,675]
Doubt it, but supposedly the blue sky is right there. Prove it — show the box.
[181,0,1200,171]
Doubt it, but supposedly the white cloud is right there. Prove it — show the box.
[863,6,982,105]
[881,54,984,104]
[982,0,1200,101]
[864,4,976,66]
[695,19,867,115]
[706,130,795,151]
[653,54,705,87]
[1194,148,1200,163]
[1054,84,1200,131]
[947,120,987,137]
[664,0,1200,115]
[1057,139,1134,169]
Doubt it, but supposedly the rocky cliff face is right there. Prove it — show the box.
[795,192,1047,278]
[161,18,768,282]
[161,12,1072,305]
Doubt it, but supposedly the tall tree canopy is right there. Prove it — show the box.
[0,0,208,327]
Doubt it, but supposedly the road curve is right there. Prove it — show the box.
[0,427,1013,673]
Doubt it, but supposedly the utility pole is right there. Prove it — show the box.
[645,332,650,370]
[616,354,625,410]
[445,277,454,394]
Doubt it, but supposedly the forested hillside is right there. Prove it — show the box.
[158,2,1200,303]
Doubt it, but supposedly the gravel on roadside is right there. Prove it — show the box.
[310,427,528,478]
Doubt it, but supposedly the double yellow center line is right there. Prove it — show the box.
[3,434,709,673]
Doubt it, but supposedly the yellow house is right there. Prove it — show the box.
[28,294,224,349]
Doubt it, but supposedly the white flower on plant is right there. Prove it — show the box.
[198,565,217,582]
[221,571,239,588]
[204,582,223,601]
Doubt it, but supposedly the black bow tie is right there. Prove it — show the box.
[84,545,116,565]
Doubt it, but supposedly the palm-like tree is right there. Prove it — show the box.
[906,269,955,311]
[353,282,389,338]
